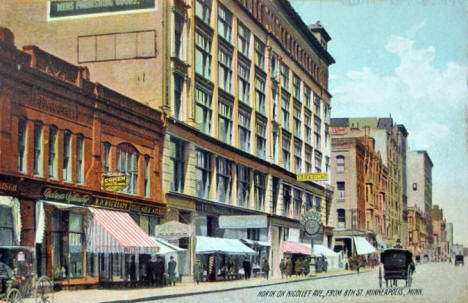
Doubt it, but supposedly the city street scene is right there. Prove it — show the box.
[0,0,466,303]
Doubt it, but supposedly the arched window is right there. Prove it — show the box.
[336,155,345,173]
[117,143,139,195]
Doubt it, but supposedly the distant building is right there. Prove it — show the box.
[446,222,453,256]
[432,205,449,262]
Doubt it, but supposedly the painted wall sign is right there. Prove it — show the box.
[49,0,156,19]
[219,215,268,229]
[0,182,18,194]
[42,187,166,216]
[297,172,328,181]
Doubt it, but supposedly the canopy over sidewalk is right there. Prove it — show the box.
[282,241,311,255]
[353,236,376,255]
[195,236,256,255]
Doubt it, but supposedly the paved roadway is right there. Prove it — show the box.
[152,263,468,303]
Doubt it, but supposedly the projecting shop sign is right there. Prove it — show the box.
[219,215,268,229]
[49,0,155,19]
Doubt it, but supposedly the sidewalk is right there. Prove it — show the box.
[49,268,373,303]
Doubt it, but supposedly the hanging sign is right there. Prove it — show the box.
[102,175,129,192]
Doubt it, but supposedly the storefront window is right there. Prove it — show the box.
[0,206,13,246]
[69,213,83,278]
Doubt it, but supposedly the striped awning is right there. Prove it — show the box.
[282,241,311,255]
[87,207,159,254]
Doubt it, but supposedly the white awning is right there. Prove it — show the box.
[353,237,376,255]
[152,237,185,255]
[304,244,339,257]
[195,236,257,255]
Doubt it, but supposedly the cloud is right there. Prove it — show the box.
[412,121,452,150]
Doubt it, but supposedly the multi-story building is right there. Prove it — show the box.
[432,205,449,262]
[1,0,335,279]
[407,150,434,255]
[330,117,408,249]
[330,122,387,260]
[446,222,453,257]
[407,206,426,260]
[0,30,166,287]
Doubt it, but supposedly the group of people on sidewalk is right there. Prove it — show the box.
[279,256,311,278]
[147,256,177,287]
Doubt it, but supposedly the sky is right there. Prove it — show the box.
[291,0,468,246]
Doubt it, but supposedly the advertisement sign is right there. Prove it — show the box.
[102,175,129,191]
[297,173,328,181]
[219,215,268,229]
[302,209,322,235]
[49,0,155,19]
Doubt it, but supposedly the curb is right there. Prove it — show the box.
[100,270,371,303]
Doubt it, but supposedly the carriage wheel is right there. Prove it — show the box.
[6,288,23,303]
[34,276,55,303]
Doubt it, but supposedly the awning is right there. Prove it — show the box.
[152,237,185,255]
[304,244,339,257]
[195,236,257,255]
[241,239,271,247]
[353,236,376,255]
[0,196,21,245]
[87,207,159,254]
[282,241,311,255]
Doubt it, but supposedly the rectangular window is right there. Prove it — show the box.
[255,76,266,115]
[304,85,311,108]
[195,87,212,135]
[218,101,232,144]
[144,156,150,197]
[238,110,251,153]
[294,106,301,138]
[305,147,312,173]
[237,164,250,207]
[174,12,184,59]
[305,193,313,211]
[170,137,185,193]
[282,184,291,216]
[280,64,289,91]
[238,61,250,104]
[254,171,266,211]
[294,140,302,173]
[48,126,58,178]
[218,49,232,92]
[270,53,278,79]
[237,22,250,57]
[117,147,138,195]
[315,196,321,212]
[282,135,290,171]
[195,31,211,79]
[314,94,320,114]
[33,122,43,176]
[63,131,72,181]
[102,142,110,174]
[254,38,265,70]
[272,127,279,165]
[17,118,27,173]
[173,73,184,120]
[196,149,211,199]
[0,206,14,246]
[218,5,232,42]
[305,113,312,145]
[281,96,290,131]
[195,0,211,24]
[271,177,279,214]
[216,156,232,203]
[293,75,301,100]
[256,120,266,159]
[293,189,302,219]
[315,152,322,172]
[76,135,84,184]
[337,182,345,200]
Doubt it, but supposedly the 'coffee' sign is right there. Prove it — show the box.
[102,175,129,192]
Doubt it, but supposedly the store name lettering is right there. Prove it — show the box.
[31,94,77,121]
[43,188,92,205]
[0,182,17,193]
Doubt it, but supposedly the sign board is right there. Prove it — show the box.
[49,0,156,19]
[297,173,328,181]
[288,228,300,242]
[219,215,268,229]
[154,221,193,240]
[302,209,322,235]
[102,175,129,191]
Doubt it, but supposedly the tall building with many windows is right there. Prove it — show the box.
[1,0,334,279]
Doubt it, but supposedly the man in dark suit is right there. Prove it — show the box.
[242,258,251,279]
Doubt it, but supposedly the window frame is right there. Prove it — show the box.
[17,118,28,173]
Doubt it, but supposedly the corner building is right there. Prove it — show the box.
[1,0,335,280]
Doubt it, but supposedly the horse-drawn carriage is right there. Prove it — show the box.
[0,246,54,303]
[379,249,415,288]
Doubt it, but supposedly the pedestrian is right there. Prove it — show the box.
[155,257,165,287]
[242,258,251,279]
[193,259,202,284]
[286,257,293,278]
[149,256,157,286]
[262,259,270,280]
[301,257,309,277]
[168,256,177,286]
[279,258,286,279]
[294,258,302,277]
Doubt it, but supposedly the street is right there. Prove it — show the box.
[150,263,467,303]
